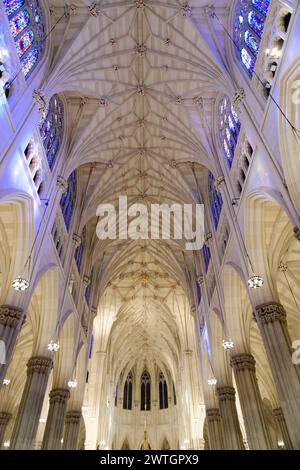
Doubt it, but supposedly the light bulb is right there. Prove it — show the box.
[68,379,77,388]
[208,378,217,386]
[222,339,234,350]
[47,340,60,352]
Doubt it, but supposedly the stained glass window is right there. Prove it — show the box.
[219,96,240,168]
[123,371,133,410]
[234,0,271,77]
[203,244,211,271]
[75,228,85,273]
[40,95,64,170]
[3,0,45,79]
[60,171,77,231]
[208,172,223,230]
[85,272,92,305]
[9,9,30,37]
[141,370,151,411]
[159,372,168,410]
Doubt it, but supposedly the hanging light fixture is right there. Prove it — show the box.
[248,274,264,289]
[68,379,78,389]
[47,340,60,352]
[3,378,10,386]
[222,339,234,350]
[208,378,217,386]
[11,277,30,292]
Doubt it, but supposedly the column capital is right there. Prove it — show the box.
[49,388,70,404]
[83,275,90,286]
[72,234,81,247]
[56,176,68,193]
[293,227,300,242]
[32,89,47,119]
[255,302,286,325]
[206,408,221,421]
[216,385,236,402]
[0,305,23,328]
[27,356,53,376]
[0,411,12,426]
[230,353,256,372]
[65,410,81,425]
[273,407,284,419]
[232,88,246,114]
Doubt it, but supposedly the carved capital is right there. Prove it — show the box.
[193,96,203,107]
[65,410,81,425]
[32,89,47,119]
[27,356,53,376]
[0,412,12,426]
[232,88,245,114]
[49,388,70,404]
[0,305,23,328]
[72,234,81,247]
[56,176,68,193]
[255,302,287,325]
[206,408,221,422]
[273,407,284,420]
[216,386,236,402]
[83,275,90,287]
[293,227,300,242]
[204,5,216,19]
[230,353,256,372]
[91,307,97,318]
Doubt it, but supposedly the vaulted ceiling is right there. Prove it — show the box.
[44,0,234,375]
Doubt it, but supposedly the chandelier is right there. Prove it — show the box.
[68,379,77,389]
[222,339,234,350]
[208,378,217,386]
[12,277,29,292]
[47,340,60,352]
[248,274,264,289]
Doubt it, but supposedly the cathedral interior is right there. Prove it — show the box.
[1,0,300,451]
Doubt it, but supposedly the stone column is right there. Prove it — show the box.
[0,305,23,383]
[42,388,70,450]
[10,356,53,449]
[273,407,293,450]
[230,353,272,449]
[206,408,224,450]
[0,412,12,448]
[216,386,244,450]
[63,410,82,450]
[255,302,300,448]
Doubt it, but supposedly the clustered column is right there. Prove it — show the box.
[230,353,272,449]
[0,412,12,448]
[42,388,70,450]
[11,356,53,450]
[206,408,224,450]
[216,386,244,450]
[273,407,293,450]
[255,302,300,448]
[63,411,82,450]
[0,305,23,383]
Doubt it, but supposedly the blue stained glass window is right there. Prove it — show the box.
[16,29,34,57]
[219,96,240,168]
[208,172,223,229]
[3,0,25,16]
[203,244,211,271]
[234,0,271,77]
[40,95,64,170]
[9,9,30,37]
[60,171,77,231]
[85,272,93,305]
[3,0,45,80]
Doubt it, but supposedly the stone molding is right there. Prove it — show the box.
[27,356,53,376]
[255,302,287,325]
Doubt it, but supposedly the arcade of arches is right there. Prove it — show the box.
[0,0,300,451]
